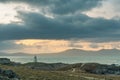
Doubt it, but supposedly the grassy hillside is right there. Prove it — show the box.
[0,64,120,80]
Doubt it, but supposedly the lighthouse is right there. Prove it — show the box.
[34,55,37,63]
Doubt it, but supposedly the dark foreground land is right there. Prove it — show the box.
[0,58,120,80]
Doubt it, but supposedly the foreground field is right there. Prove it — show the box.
[0,64,120,80]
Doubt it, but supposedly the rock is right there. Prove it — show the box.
[0,58,11,64]
[0,68,20,80]
[3,70,18,78]
[0,58,21,66]
[82,63,120,75]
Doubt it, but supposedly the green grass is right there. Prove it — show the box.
[0,64,120,80]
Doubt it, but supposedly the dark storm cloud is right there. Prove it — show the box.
[0,11,120,41]
[0,0,102,15]
[0,0,120,42]
[48,0,101,14]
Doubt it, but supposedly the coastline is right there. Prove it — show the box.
[0,58,120,80]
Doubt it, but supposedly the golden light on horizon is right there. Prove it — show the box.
[15,39,70,54]
[13,39,120,54]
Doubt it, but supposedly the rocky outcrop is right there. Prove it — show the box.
[0,68,20,80]
[58,63,120,75]
[91,64,120,75]
[0,58,11,64]
[0,58,21,66]
[78,63,120,75]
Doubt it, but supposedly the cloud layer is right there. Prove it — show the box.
[0,0,120,53]
[0,11,120,41]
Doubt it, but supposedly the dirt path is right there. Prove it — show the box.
[69,74,105,80]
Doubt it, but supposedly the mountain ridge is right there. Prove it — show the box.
[0,49,120,56]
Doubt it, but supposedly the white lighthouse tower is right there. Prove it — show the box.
[34,55,37,63]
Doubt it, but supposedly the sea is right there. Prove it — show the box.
[0,55,120,65]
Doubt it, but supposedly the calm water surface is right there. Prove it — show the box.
[0,55,119,64]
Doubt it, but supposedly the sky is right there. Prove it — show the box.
[0,0,120,54]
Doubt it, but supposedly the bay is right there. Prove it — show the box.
[0,55,119,65]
